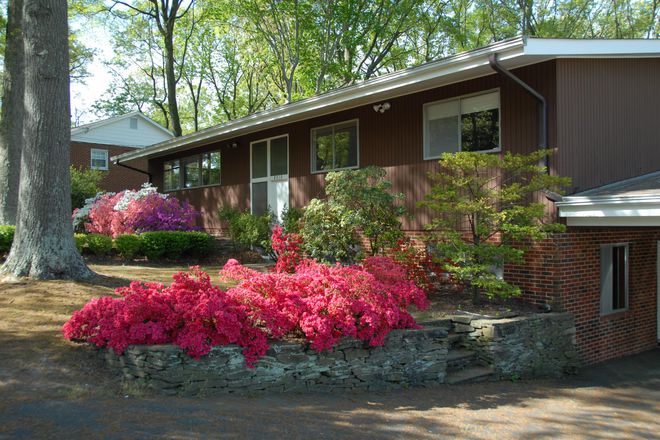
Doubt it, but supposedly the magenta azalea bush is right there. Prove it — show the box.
[63,252,429,367]
[72,184,198,237]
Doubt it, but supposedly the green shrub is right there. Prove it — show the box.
[140,231,212,260]
[86,234,113,256]
[114,234,143,260]
[74,233,87,253]
[0,225,15,253]
[281,205,303,234]
[70,165,104,210]
[300,166,406,263]
[219,206,273,254]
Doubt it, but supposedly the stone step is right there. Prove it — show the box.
[446,333,464,349]
[446,366,495,385]
[446,349,477,372]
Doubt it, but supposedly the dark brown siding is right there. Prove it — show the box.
[71,142,148,193]
[152,61,558,232]
[556,58,660,193]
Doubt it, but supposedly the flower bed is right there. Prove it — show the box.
[63,256,429,368]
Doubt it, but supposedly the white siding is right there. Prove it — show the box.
[72,116,172,147]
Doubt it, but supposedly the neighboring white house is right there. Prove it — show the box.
[71,112,174,148]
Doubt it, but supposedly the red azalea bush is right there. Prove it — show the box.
[64,254,429,366]
[270,224,303,273]
[387,238,445,292]
[62,268,268,366]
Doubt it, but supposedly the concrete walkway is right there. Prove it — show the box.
[1,349,658,440]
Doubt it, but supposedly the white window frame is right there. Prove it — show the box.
[90,148,109,171]
[600,243,629,316]
[310,119,359,174]
[423,89,501,160]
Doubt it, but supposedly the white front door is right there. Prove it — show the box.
[250,135,289,222]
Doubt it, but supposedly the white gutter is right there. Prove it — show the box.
[557,195,660,227]
[112,37,527,164]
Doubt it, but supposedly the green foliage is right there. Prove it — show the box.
[114,234,143,260]
[70,166,104,210]
[140,231,212,260]
[74,233,87,253]
[281,205,304,234]
[219,206,273,254]
[419,150,571,300]
[0,225,16,253]
[301,166,406,263]
[86,234,114,257]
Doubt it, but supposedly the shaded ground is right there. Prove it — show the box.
[0,263,658,439]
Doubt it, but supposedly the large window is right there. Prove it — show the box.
[311,120,358,172]
[163,151,220,191]
[423,91,500,159]
[90,148,108,170]
[600,244,628,315]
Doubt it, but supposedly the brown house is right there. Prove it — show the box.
[71,112,173,193]
[114,37,660,366]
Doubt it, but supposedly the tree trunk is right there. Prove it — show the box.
[164,35,183,137]
[0,0,25,225]
[1,0,94,280]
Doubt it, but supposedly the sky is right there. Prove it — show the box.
[70,17,115,126]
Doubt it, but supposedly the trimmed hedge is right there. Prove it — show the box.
[0,225,15,253]
[114,234,142,260]
[86,234,114,256]
[140,231,212,260]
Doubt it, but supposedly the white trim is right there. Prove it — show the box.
[423,89,501,160]
[566,217,660,227]
[310,119,360,174]
[112,37,660,164]
[90,148,109,171]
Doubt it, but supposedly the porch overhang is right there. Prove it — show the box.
[557,171,660,227]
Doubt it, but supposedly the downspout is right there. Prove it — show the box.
[114,159,152,184]
[488,53,549,172]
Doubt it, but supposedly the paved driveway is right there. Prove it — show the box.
[0,349,658,439]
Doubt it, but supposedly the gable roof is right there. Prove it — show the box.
[113,36,660,164]
[72,112,174,147]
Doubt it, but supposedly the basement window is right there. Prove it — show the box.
[600,244,629,315]
[423,90,500,159]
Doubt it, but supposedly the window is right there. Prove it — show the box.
[424,91,500,159]
[90,149,108,170]
[164,159,180,191]
[311,120,358,172]
[163,151,220,191]
[129,117,138,129]
[600,244,628,315]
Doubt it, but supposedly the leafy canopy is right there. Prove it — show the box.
[419,150,571,299]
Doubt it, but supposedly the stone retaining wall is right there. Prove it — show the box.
[99,313,578,395]
[452,313,579,379]
[100,326,449,396]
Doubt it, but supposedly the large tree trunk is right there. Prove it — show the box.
[0,0,25,225]
[1,0,93,280]
[164,35,182,137]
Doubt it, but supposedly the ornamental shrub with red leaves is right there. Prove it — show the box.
[64,256,428,367]
[62,268,268,367]
[270,225,303,273]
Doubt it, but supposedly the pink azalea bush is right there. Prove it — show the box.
[63,254,429,367]
[62,268,269,366]
[73,184,198,237]
[270,224,303,273]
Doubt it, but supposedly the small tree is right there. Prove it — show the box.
[70,166,104,210]
[419,150,570,302]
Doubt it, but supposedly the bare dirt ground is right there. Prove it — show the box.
[0,263,659,439]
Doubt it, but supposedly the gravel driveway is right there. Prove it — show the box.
[1,349,658,440]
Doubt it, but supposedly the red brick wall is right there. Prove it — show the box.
[71,142,149,193]
[506,228,660,365]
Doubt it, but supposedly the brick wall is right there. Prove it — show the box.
[70,142,149,193]
[506,228,660,365]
